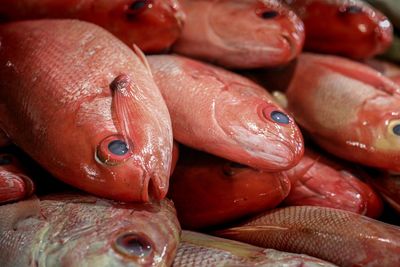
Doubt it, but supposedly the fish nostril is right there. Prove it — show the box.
[125,0,151,20]
[260,10,279,19]
[339,5,363,15]
[114,233,153,258]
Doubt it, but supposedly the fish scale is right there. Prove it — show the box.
[216,206,400,266]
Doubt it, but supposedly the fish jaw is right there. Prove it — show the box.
[214,90,304,171]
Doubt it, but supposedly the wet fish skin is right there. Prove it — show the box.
[283,148,383,218]
[284,0,393,59]
[365,172,400,214]
[0,20,173,202]
[216,205,400,267]
[148,54,304,172]
[169,148,290,229]
[173,230,337,267]
[0,153,35,204]
[0,0,185,53]
[0,193,181,267]
[173,0,305,68]
[284,53,400,172]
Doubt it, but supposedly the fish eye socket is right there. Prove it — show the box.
[259,10,279,19]
[114,233,153,258]
[270,110,290,124]
[96,135,133,165]
[0,155,12,165]
[125,0,151,19]
[339,5,362,14]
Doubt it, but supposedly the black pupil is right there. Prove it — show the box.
[116,233,152,257]
[270,111,290,124]
[261,10,279,19]
[108,140,129,156]
[393,124,400,136]
[342,5,362,14]
[0,155,12,165]
[129,0,147,10]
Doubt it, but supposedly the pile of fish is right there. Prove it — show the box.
[0,0,400,266]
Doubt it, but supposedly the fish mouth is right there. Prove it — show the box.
[281,33,297,61]
[142,173,168,202]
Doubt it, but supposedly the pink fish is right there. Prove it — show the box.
[0,0,185,53]
[0,193,181,266]
[173,0,305,68]
[0,20,173,202]
[148,54,304,172]
[216,206,400,267]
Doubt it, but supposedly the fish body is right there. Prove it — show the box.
[173,230,337,267]
[284,148,383,218]
[0,153,34,204]
[284,53,400,172]
[284,0,393,58]
[169,148,290,229]
[365,172,400,214]
[365,58,400,85]
[0,193,181,266]
[0,20,173,202]
[216,206,400,267]
[173,0,305,68]
[0,0,185,53]
[148,55,304,172]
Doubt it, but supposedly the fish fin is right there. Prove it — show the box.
[132,44,153,78]
[0,196,40,231]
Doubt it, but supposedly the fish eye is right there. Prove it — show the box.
[125,0,151,20]
[223,162,248,176]
[270,110,290,124]
[259,10,279,19]
[393,124,400,136]
[339,5,362,14]
[0,154,12,165]
[113,233,153,258]
[96,135,133,165]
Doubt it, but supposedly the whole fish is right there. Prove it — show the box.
[148,55,304,172]
[173,230,337,267]
[0,193,181,266]
[0,20,173,202]
[284,0,393,59]
[216,206,400,267]
[284,148,383,218]
[282,53,400,172]
[0,153,35,204]
[0,0,185,53]
[365,172,400,214]
[169,148,290,229]
[172,0,305,68]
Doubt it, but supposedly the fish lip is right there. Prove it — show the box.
[281,33,297,61]
[142,173,168,202]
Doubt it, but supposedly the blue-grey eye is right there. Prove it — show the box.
[0,155,12,165]
[393,124,400,136]
[270,111,290,124]
[108,140,129,156]
[114,233,152,258]
[126,0,150,19]
[260,10,279,19]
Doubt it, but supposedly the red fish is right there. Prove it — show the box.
[283,53,400,172]
[365,58,400,85]
[365,172,400,214]
[168,148,290,229]
[283,148,383,218]
[0,153,34,204]
[0,193,181,266]
[148,55,304,172]
[216,206,400,267]
[0,0,185,53]
[0,20,173,202]
[284,0,393,59]
[173,0,305,68]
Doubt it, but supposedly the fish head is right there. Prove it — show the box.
[356,94,400,170]
[100,0,185,52]
[206,0,304,67]
[40,195,180,267]
[213,79,304,171]
[298,0,392,58]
